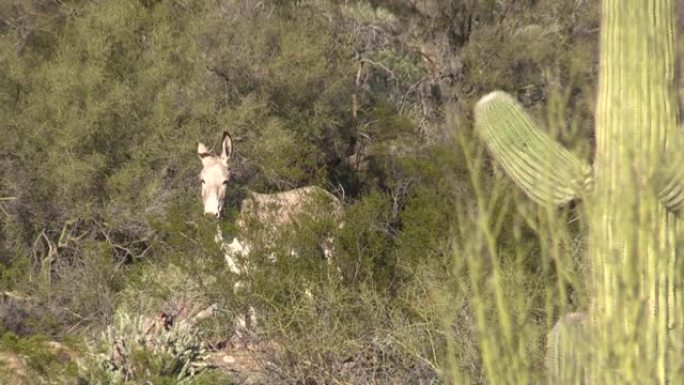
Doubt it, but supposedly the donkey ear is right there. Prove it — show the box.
[197,142,213,164]
[219,131,233,165]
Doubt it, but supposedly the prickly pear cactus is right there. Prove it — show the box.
[474,1,683,384]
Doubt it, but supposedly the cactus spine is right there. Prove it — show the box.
[474,1,682,384]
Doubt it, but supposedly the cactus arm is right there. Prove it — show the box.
[656,134,684,212]
[545,312,587,385]
[474,91,592,206]
[656,164,684,213]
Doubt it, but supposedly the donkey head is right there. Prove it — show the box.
[197,131,233,218]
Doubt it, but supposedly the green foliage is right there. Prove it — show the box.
[337,191,395,286]
[0,332,81,384]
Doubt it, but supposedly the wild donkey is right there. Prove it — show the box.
[197,132,343,336]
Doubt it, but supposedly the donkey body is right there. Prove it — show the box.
[197,132,342,336]
[223,186,342,264]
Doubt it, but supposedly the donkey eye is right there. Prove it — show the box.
[222,180,229,185]
[201,179,206,184]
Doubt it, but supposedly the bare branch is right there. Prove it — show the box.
[352,61,365,123]
[360,58,397,82]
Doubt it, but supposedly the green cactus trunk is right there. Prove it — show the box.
[590,1,680,383]
[474,0,683,383]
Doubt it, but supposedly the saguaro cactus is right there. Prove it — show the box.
[474,1,683,384]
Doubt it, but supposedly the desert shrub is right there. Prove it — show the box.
[0,332,82,384]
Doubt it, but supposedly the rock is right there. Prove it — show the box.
[0,351,28,384]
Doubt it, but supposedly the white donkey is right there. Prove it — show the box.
[197,132,342,336]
